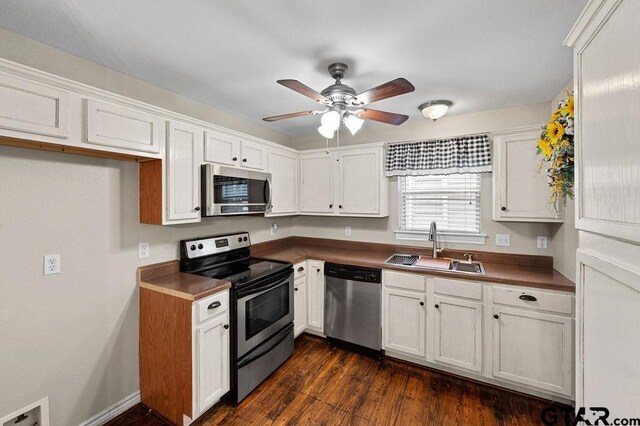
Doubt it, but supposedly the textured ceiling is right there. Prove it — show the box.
[0,0,586,136]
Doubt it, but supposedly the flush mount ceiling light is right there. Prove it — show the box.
[419,100,453,121]
[263,63,415,139]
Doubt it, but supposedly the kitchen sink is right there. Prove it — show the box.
[385,253,485,276]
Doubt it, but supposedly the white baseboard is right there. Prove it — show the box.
[78,391,140,426]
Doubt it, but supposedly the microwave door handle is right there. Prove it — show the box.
[264,176,273,211]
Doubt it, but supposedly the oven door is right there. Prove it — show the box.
[202,164,272,216]
[235,269,294,358]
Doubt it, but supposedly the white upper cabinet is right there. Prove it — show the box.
[299,151,334,214]
[493,126,563,222]
[166,120,203,223]
[204,130,241,166]
[204,131,267,171]
[299,146,388,217]
[0,72,69,138]
[338,147,382,215]
[85,100,162,154]
[267,148,298,216]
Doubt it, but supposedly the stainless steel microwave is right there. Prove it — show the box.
[201,164,272,216]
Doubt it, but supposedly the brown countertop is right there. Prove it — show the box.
[252,238,575,293]
[138,260,231,301]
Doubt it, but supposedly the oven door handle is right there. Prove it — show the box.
[237,324,292,368]
[236,271,292,298]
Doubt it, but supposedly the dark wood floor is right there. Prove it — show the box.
[108,334,571,425]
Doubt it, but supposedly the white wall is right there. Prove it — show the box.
[293,103,556,256]
[0,30,292,425]
[549,80,578,281]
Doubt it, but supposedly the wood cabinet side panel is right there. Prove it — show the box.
[139,159,163,224]
[140,288,192,424]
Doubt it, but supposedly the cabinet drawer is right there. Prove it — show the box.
[491,285,573,315]
[434,277,482,300]
[196,290,229,323]
[383,270,426,292]
[294,262,307,279]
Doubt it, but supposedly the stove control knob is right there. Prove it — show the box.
[243,236,248,242]
[190,245,196,251]
[197,244,204,250]
[238,237,243,243]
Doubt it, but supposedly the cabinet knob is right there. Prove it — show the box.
[297,267,304,272]
[419,301,424,306]
[329,204,333,208]
[434,304,439,309]
[242,158,247,162]
[294,287,298,291]
[194,206,201,212]
[232,157,238,161]
[493,314,499,319]
[339,205,343,209]
[223,324,230,329]
[316,268,321,272]
[501,206,507,211]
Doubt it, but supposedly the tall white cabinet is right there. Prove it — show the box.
[566,0,640,415]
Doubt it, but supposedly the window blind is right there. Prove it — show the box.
[399,174,481,233]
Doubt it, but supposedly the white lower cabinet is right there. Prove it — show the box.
[490,305,573,396]
[433,296,483,373]
[193,291,230,418]
[195,313,230,414]
[293,262,308,337]
[383,287,426,358]
[306,260,325,333]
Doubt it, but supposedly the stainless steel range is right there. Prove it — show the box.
[180,232,294,403]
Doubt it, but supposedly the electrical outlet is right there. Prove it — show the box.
[271,223,278,236]
[537,236,548,249]
[495,234,511,247]
[43,254,60,275]
[138,242,150,259]
[344,226,352,237]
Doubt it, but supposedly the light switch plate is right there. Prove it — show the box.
[344,226,352,237]
[271,223,278,235]
[537,236,548,249]
[495,234,511,247]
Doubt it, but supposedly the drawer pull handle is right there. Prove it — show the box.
[297,267,304,272]
[519,294,537,302]
[208,301,222,310]
[223,324,229,329]
[493,314,500,319]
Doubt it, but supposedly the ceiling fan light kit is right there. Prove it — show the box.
[419,100,453,121]
[263,63,415,139]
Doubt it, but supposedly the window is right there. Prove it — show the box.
[397,173,485,244]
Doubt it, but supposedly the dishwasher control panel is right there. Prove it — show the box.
[324,262,382,283]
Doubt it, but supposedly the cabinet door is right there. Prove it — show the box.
[383,287,426,358]
[267,148,298,215]
[299,152,334,214]
[196,314,230,414]
[491,306,572,396]
[166,121,202,222]
[85,100,162,154]
[338,148,380,215]
[0,72,69,138]
[306,260,324,332]
[240,140,268,171]
[433,296,482,373]
[493,127,562,222]
[294,276,308,337]
[203,130,240,166]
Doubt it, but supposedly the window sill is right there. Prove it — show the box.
[394,230,487,245]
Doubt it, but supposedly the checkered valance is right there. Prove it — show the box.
[385,134,492,176]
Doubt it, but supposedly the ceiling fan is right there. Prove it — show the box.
[263,63,415,138]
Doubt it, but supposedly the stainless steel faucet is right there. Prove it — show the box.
[429,221,441,258]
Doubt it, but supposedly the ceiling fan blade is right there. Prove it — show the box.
[262,110,315,122]
[355,109,409,125]
[353,78,415,105]
[277,79,330,104]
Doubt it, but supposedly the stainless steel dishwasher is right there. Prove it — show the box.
[324,262,382,351]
